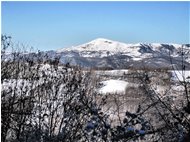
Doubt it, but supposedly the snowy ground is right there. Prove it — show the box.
[95,69,128,76]
[171,70,190,82]
[98,70,190,94]
[99,79,128,94]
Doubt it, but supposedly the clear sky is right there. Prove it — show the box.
[2,1,190,51]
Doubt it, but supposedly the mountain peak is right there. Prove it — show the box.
[89,38,115,44]
[55,39,190,69]
[91,38,112,42]
[74,38,128,52]
[57,38,185,54]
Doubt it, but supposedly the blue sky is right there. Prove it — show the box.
[2,1,190,51]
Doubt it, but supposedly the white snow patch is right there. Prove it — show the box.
[99,79,128,94]
[171,70,190,82]
[96,70,128,76]
[40,64,51,69]
[133,57,142,61]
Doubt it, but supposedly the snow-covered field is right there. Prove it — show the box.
[99,79,128,94]
[96,69,128,76]
[97,69,190,94]
[171,70,190,82]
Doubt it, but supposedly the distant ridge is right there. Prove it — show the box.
[5,38,189,70]
[53,38,190,69]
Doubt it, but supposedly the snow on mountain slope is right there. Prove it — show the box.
[55,38,190,69]
[57,38,142,58]
[58,38,129,52]
[72,38,136,52]
[57,38,188,59]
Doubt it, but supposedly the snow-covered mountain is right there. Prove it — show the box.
[4,38,189,69]
[54,38,190,69]
[57,38,187,59]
